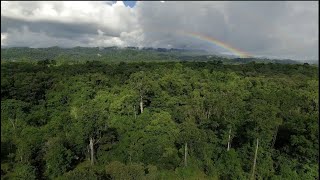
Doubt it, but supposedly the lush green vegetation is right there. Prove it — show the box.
[1,52,318,179]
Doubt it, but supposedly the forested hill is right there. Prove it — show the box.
[1,59,318,179]
[0,47,305,65]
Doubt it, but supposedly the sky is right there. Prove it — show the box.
[1,1,318,60]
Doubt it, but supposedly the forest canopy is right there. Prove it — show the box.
[1,52,319,179]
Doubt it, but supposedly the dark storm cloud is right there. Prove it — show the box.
[1,16,120,39]
[134,1,318,60]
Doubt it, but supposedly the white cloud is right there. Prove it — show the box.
[1,33,8,46]
[1,1,138,33]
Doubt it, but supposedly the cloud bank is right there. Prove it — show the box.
[1,1,318,60]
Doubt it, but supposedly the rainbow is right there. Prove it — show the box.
[177,30,251,58]
[145,28,252,58]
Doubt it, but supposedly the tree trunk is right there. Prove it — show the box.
[227,128,232,151]
[129,151,132,164]
[140,95,144,114]
[9,118,16,130]
[251,138,259,180]
[184,142,188,167]
[87,145,90,161]
[271,125,279,148]
[89,137,94,165]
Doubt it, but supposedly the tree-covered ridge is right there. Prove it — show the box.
[1,47,305,65]
[1,60,318,179]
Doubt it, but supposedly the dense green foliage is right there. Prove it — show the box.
[1,57,318,179]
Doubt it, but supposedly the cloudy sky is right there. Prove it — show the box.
[1,1,318,60]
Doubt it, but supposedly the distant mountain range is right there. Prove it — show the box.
[1,46,318,65]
